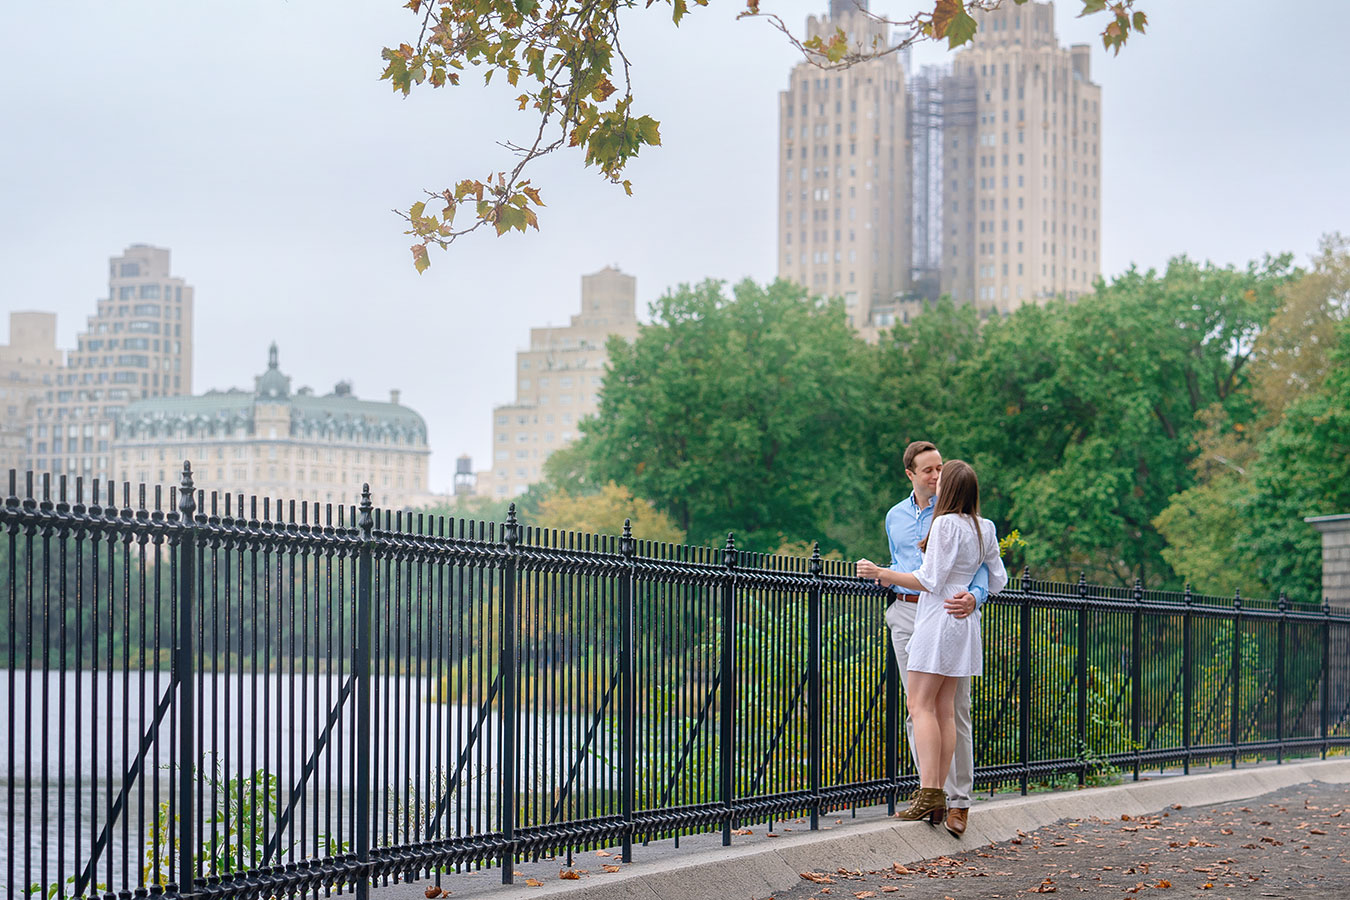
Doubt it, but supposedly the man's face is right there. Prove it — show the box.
[906,449,943,499]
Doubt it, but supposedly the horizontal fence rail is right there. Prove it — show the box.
[2,465,1348,900]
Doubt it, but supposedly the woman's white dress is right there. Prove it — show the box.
[905,514,1009,677]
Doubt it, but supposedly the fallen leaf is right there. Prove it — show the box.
[423,888,444,899]
[802,872,836,884]
[559,870,581,880]
[524,879,543,888]
[1155,880,1172,888]
[602,865,621,873]
[731,828,753,836]
[1310,829,1328,835]
[596,850,611,857]
[892,864,910,875]
[767,832,781,838]
[881,889,899,894]
[853,893,877,899]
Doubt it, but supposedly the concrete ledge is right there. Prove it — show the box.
[381,758,1350,900]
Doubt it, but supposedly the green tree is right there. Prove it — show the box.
[1153,235,1348,596]
[382,0,1146,269]
[963,255,1291,585]
[566,277,873,553]
[1237,317,1350,604]
[535,481,686,543]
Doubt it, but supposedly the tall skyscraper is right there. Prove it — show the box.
[777,0,911,337]
[942,1,1102,311]
[28,244,195,480]
[479,267,639,498]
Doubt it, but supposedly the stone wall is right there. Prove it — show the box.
[1307,514,1350,612]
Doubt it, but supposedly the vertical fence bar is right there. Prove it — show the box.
[499,504,520,884]
[1073,573,1087,786]
[719,533,737,846]
[355,486,374,900]
[807,544,823,831]
[176,463,197,897]
[1231,589,1242,769]
[1276,592,1287,763]
[1322,601,1332,760]
[1018,579,1031,796]
[1131,577,1142,782]
[884,589,899,815]
[1182,584,1193,775]
[618,520,637,863]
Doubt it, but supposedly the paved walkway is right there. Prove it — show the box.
[369,757,1350,900]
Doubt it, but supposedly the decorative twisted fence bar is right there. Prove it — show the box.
[1,464,1347,900]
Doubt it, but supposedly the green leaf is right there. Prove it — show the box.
[946,8,978,48]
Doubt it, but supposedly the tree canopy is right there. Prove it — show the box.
[382,0,1146,270]
[528,240,1347,600]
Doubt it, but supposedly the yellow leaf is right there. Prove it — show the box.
[524,878,543,887]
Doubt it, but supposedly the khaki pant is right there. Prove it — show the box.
[884,599,973,809]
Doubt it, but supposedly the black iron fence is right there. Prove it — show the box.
[2,464,1347,900]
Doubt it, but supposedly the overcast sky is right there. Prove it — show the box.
[2,1,1347,494]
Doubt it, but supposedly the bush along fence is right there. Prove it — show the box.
[2,464,1348,900]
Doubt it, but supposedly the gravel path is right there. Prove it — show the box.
[765,781,1350,900]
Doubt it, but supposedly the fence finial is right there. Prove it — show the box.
[1278,590,1289,613]
[809,541,823,577]
[178,461,195,519]
[723,532,737,569]
[1233,586,1242,611]
[504,502,520,548]
[1184,582,1193,606]
[359,483,373,538]
[620,518,635,558]
[1133,576,1144,603]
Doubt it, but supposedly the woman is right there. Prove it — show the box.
[857,460,1008,824]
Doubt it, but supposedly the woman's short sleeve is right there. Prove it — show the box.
[982,519,1009,596]
[914,515,960,593]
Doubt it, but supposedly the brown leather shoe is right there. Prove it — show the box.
[944,806,968,837]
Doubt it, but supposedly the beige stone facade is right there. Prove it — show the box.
[112,345,432,511]
[777,0,910,338]
[1307,514,1350,612]
[943,1,1102,312]
[28,244,195,480]
[480,267,639,498]
[0,312,63,478]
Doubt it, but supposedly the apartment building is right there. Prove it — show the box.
[777,0,911,337]
[481,267,639,497]
[942,1,1102,311]
[0,312,63,477]
[27,244,194,479]
[112,345,432,510]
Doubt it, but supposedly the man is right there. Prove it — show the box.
[882,440,989,837]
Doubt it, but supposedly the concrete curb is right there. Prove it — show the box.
[384,758,1350,900]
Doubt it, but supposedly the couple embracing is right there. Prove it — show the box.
[856,441,1008,836]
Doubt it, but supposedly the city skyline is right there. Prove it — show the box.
[1,0,1347,494]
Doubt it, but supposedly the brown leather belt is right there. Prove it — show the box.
[892,593,919,604]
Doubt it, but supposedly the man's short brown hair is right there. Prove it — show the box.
[903,440,939,473]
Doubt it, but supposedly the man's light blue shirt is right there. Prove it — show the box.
[884,492,990,608]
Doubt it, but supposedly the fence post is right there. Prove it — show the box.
[1322,600,1332,761]
[500,504,520,883]
[1182,584,1193,775]
[1230,588,1242,769]
[618,520,637,862]
[1075,572,1087,787]
[355,485,374,900]
[1276,591,1288,764]
[175,462,196,897]
[1018,569,1032,795]
[884,591,900,815]
[719,533,737,846]
[807,543,823,831]
[1131,577,1143,782]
